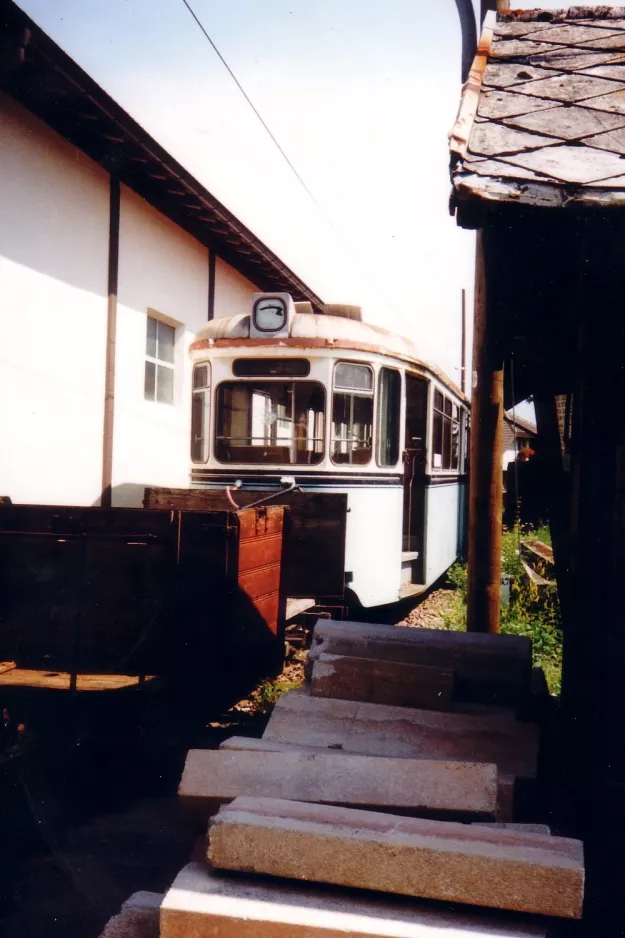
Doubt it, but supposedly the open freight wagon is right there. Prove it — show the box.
[0,502,291,714]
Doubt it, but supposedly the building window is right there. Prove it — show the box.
[377,367,401,467]
[145,316,175,404]
[432,388,461,472]
[331,362,374,465]
[191,363,211,464]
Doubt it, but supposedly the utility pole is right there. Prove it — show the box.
[461,288,467,395]
[465,0,508,633]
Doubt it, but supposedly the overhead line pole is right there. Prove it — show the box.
[465,0,509,634]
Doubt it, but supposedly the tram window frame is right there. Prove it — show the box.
[376,367,401,468]
[190,362,211,464]
[214,379,326,466]
[432,388,462,473]
[144,315,176,405]
[331,361,374,466]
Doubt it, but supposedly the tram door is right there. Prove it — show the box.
[402,375,428,582]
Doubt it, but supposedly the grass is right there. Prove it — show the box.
[440,523,563,695]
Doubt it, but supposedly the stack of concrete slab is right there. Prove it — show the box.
[107,617,584,937]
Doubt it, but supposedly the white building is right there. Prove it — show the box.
[0,1,321,508]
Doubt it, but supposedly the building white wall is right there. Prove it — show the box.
[112,186,209,505]
[0,95,264,509]
[214,255,259,318]
[113,188,262,505]
[0,93,109,506]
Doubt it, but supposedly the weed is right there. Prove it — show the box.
[439,524,563,695]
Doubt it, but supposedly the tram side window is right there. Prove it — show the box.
[432,389,461,471]
[377,368,401,467]
[191,363,211,464]
[215,381,325,465]
[331,362,374,466]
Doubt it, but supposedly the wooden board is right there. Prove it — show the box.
[144,488,347,600]
[0,668,160,692]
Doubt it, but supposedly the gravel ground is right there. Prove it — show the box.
[397,588,457,630]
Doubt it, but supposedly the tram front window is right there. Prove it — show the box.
[215,381,325,464]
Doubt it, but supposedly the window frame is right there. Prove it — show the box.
[144,314,176,405]
[190,362,211,464]
[376,366,402,468]
[213,378,326,466]
[330,360,375,467]
[431,386,462,475]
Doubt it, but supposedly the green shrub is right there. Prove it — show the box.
[438,524,563,695]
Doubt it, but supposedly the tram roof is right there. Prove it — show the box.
[193,313,468,403]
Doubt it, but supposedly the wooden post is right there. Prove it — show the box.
[466,229,504,634]
[481,0,509,21]
[101,175,120,508]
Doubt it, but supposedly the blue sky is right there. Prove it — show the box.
[14,0,592,394]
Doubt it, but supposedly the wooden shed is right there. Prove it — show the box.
[450,8,625,932]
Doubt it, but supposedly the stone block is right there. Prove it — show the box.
[209,798,584,919]
[220,735,515,821]
[310,652,455,710]
[161,861,550,937]
[264,691,539,779]
[309,620,532,705]
[98,891,161,938]
[179,748,499,826]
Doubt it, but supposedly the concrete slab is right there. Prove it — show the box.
[98,891,161,938]
[220,735,515,822]
[263,691,539,779]
[309,620,532,705]
[209,798,584,919]
[161,861,551,937]
[473,823,552,835]
[310,653,455,710]
[179,748,499,826]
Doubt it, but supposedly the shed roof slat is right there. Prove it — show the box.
[500,143,625,184]
[576,88,625,114]
[511,72,625,102]
[490,39,568,59]
[462,158,552,182]
[477,90,560,120]
[503,104,625,141]
[579,33,625,51]
[483,62,563,88]
[467,122,560,158]
[527,49,625,71]
[522,24,625,45]
[583,126,625,155]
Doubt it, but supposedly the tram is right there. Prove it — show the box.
[188,293,469,608]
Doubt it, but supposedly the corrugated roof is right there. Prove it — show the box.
[450,7,625,211]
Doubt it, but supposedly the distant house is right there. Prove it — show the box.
[0,1,321,508]
[502,412,537,471]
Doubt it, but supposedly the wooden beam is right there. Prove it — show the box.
[481,0,509,22]
[466,229,504,633]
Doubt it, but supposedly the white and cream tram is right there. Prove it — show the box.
[188,293,469,608]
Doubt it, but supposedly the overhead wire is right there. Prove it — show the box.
[179,0,404,317]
